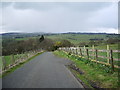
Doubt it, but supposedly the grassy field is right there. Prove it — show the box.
[13,33,119,47]
[45,34,109,44]
[54,50,119,88]
[3,33,119,67]
[15,36,37,41]
[85,43,119,50]
[12,33,119,68]
[3,33,119,45]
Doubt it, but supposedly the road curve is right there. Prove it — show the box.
[3,52,84,88]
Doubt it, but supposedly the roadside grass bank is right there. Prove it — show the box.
[53,50,119,88]
[1,52,44,77]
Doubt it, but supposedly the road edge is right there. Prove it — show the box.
[1,52,44,77]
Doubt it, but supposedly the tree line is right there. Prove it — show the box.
[2,35,119,56]
[2,35,74,56]
[79,38,120,47]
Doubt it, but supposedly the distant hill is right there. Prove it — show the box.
[62,32,119,35]
[62,32,107,34]
[1,32,46,39]
[2,32,119,44]
[1,32,119,35]
[1,33,22,36]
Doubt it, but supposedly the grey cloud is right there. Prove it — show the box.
[12,2,112,12]
[0,2,12,8]
[1,2,118,33]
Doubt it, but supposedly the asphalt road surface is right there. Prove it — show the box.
[0,79,1,89]
[3,52,84,88]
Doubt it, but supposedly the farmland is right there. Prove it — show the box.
[45,33,108,44]
[2,32,119,70]
[2,32,119,56]
[2,32,119,44]
[0,32,119,88]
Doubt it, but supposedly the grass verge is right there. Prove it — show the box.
[53,50,119,88]
[1,52,44,77]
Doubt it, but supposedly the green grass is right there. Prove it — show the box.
[53,50,119,88]
[15,38,28,41]
[45,34,108,45]
[71,49,119,68]
[86,43,119,50]
[1,53,28,68]
[77,44,119,66]
[6,33,119,47]
[1,52,44,77]
[13,33,119,49]
[15,37,38,41]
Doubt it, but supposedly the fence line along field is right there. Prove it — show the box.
[0,49,43,75]
[59,45,120,71]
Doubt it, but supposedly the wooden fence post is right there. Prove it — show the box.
[63,48,65,51]
[70,47,72,54]
[70,48,72,54]
[95,49,98,61]
[68,48,70,53]
[72,48,74,54]
[11,54,15,65]
[68,47,69,53]
[107,45,110,64]
[110,50,114,71]
[92,45,95,59]
[79,48,82,56]
[66,47,67,52]
[26,52,28,58]
[76,48,77,55]
[65,47,66,52]
[73,48,75,54]
[67,47,69,53]
[84,46,86,56]
[68,47,70,53]
[67,47,68,52]
[28,53,30,58]
[86,49,89,60]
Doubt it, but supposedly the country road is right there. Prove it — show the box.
[3,52,84,88]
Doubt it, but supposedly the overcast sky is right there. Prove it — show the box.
[0,2,118,33]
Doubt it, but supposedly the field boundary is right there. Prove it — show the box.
[59,46,120,71]
[0,50,44,75]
